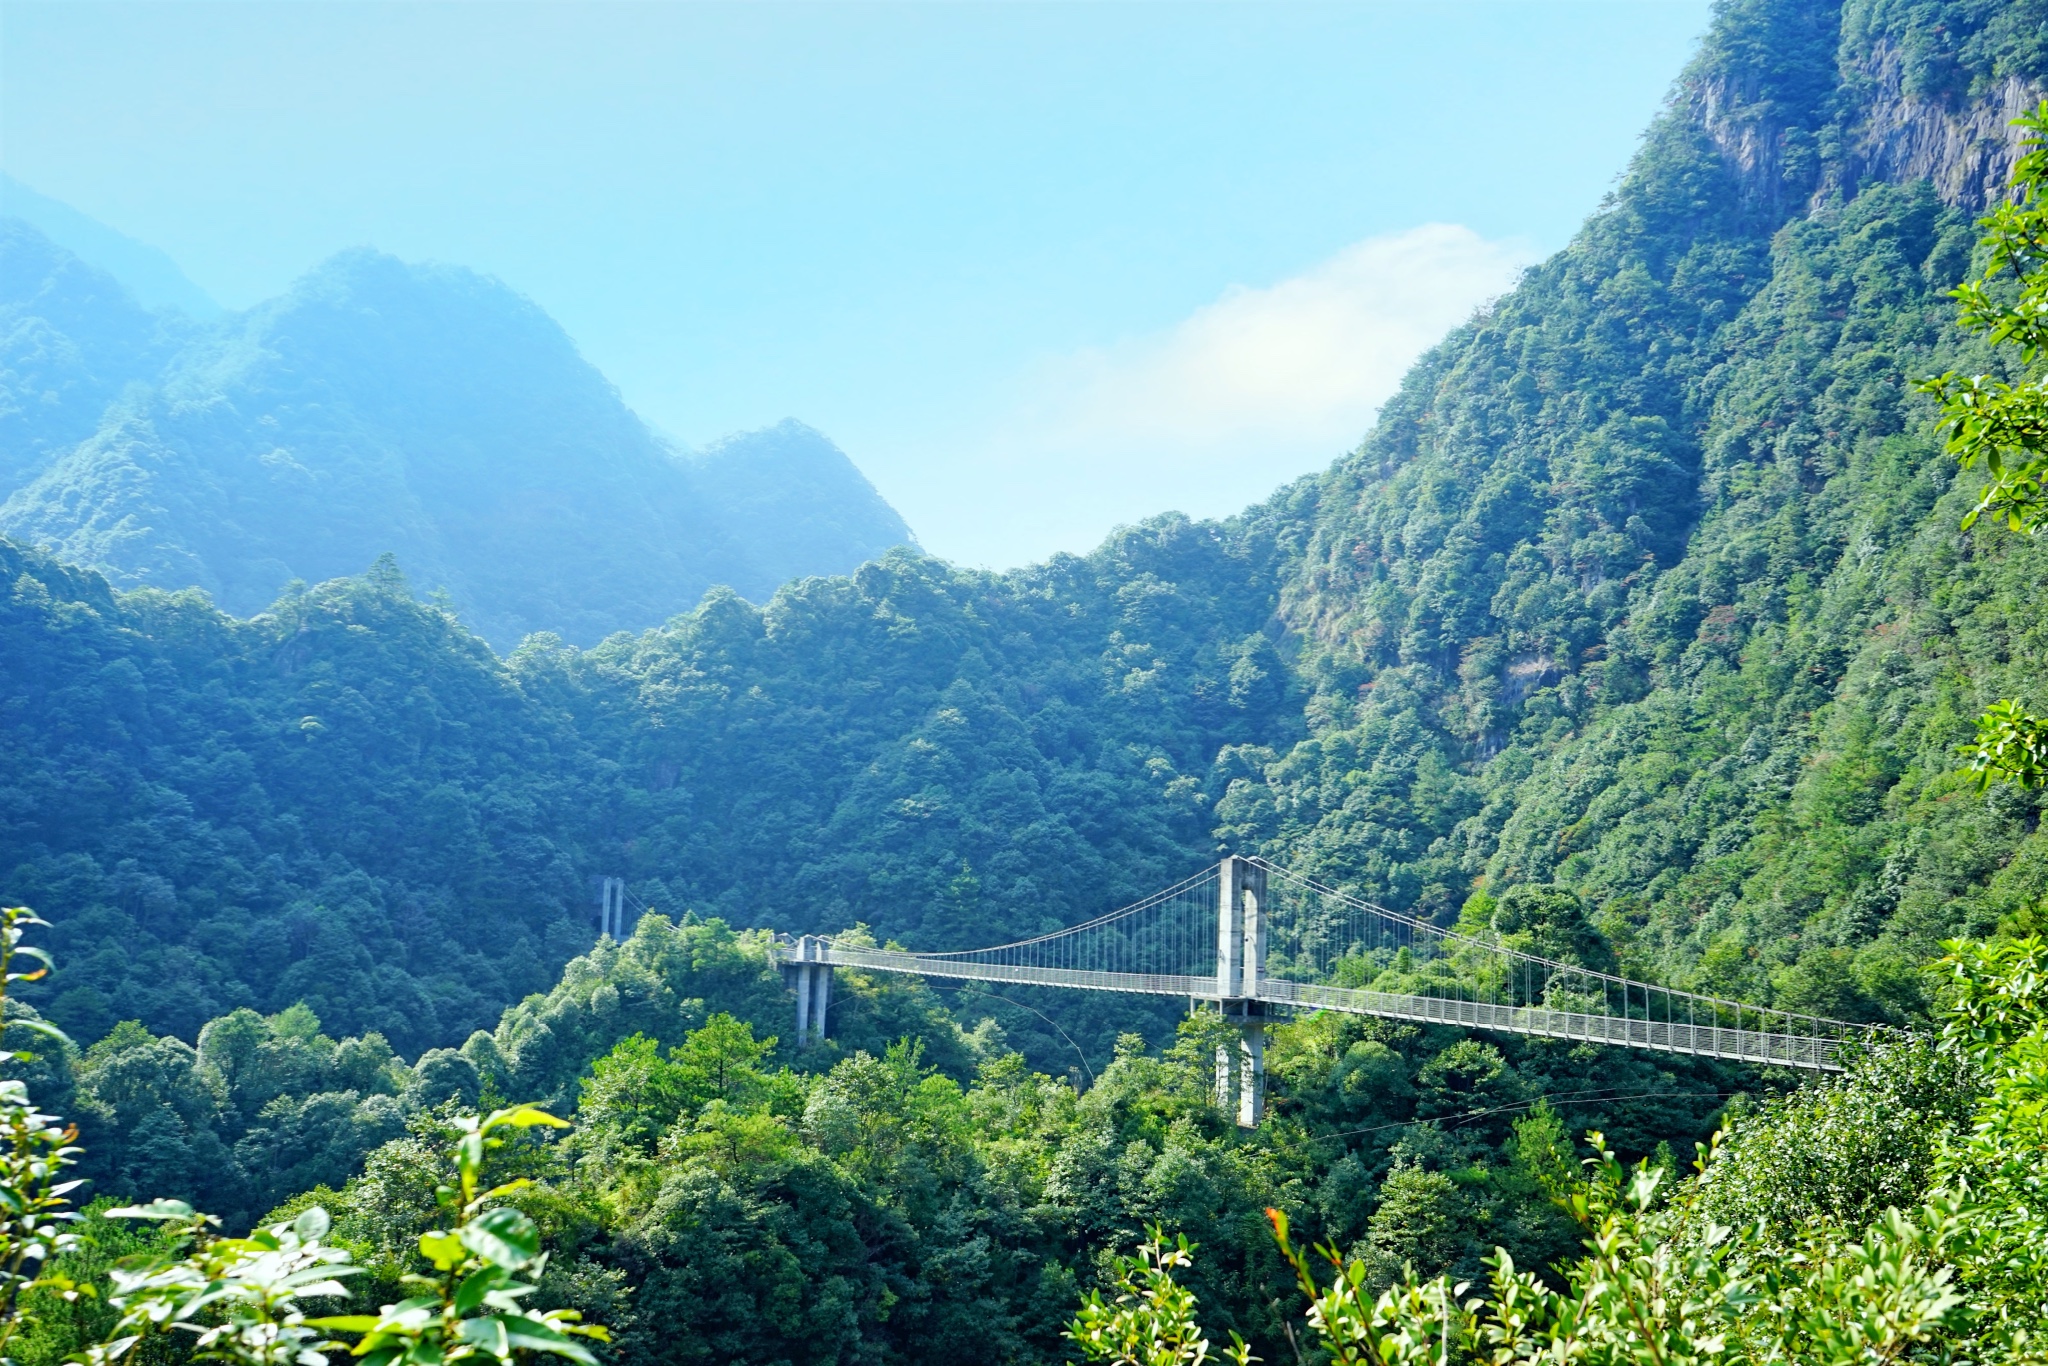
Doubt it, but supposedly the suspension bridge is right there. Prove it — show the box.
[762,856,1881,1126]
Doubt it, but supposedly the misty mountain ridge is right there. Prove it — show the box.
[0,217,914,647]
[0,173,221,319]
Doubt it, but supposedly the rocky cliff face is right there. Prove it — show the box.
[1834,43,2040,211]
[1682,0,2045,222]
[1682,0,1842,224]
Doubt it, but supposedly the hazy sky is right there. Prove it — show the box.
[0,1,1711,568]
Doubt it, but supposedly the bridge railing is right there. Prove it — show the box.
[771,856,1888,1074]
[1251,858,1882,1069]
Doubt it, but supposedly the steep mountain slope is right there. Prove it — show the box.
[0,221,187,490]
[1220,0,2048,1022]
[681,419,914,597]
[0,239,914,648]
[0,175,222,318]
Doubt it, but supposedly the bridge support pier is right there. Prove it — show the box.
[597,877,625,941]
[784,936,832,1049]
[1216,856,1270,1127]
[813,961,831,1044]
[1238,1021,1265,1128]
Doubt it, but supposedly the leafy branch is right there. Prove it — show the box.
[0,906,81,1363]
[1067,1230,1254,1366]
[305,1105,606,1366]
[75,1106,605,1366]
[1921,101,2048,787]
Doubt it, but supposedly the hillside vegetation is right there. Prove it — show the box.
[6,0,2044,1055]
[0,234,913,648]
[4,0,2048,1360]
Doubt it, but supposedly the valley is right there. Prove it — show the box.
[3,0,2048,1359]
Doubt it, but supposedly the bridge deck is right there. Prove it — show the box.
[807,944,1850,1072]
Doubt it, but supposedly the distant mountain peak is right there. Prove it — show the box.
[0,174,220,318]
[0,237,917,649]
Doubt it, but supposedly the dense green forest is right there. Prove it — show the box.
[5,0,2048,1359]
[8,0,2045,1061]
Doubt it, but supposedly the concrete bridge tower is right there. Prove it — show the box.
[1213,855,1268,1127]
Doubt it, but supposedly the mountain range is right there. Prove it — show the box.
[3,0,2046,1071]
[6,3,2048,1359]
[0,220,914,647]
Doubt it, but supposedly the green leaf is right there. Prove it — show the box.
[458,1208,539,1270]
[477,1179,536,1206]
[465,1316,596,1366]
[417,1230,466,1271]
[304,1316,382,1334]
[453,1266,508,1315]
[458,1316,511,1359]
[8,1016,73,1044]
[294,1206,333,1241]
[480,1106,570,1135]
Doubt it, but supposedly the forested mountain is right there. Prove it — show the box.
[4,0,2044,1054]
[0,221,193,491]
[1224,0,2048,1029]
[0,516,1298,1058]
[0,229,914,647]
[5,0,2048,1359]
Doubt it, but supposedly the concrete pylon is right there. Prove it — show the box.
[1216,856,1270,1127]
[785,936,833,1049]
[793,937,814,1044]
[1217,857,1245,999]
[1238,1022,1266,1127]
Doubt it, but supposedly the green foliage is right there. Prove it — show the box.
[0,507,1291,1076]
[18,0,2048,1084]
[16,2,2048,1363]
[1229,1144,1971,1365]
[1963,697,2048,788]
[43,1004,409,1231]
[1066,1233,1252,1366]
[74,1108,603,1366]
[1921,103,2048,792]
[1690,1036,1977,1247]
[303,1106,603,1366]
[0,908,81,1362]
[573,1040,681,1159]
[82,1203,361,1366]
[1085,935,2048,1365]
[1924,103,2048,537]
[1931,936,2048,1343]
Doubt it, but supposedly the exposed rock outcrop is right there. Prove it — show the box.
[1832,43,2042,211]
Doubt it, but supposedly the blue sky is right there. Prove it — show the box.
[0,1,1711,568]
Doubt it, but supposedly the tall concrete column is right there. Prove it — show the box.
[1240,867,1266,999]
[1217,856,1271,1128]
[793,938,814,1046]
[1216,857,1244,999]
[806,962,823,1048]
[1238,1021,1266,1128]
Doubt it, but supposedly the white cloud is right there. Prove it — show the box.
[903,224,1536,568]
